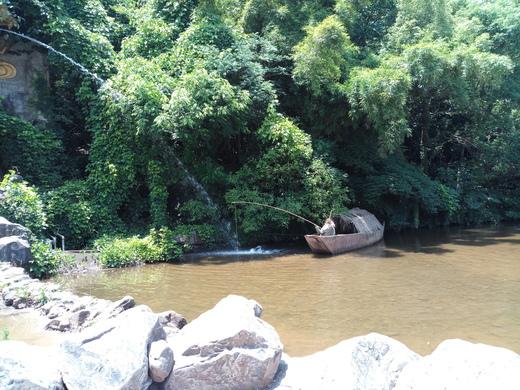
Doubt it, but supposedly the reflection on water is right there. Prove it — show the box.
[56,225,520,356]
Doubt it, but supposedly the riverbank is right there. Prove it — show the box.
[1,262,520,389]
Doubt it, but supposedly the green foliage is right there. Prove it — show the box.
[0,172,47,235]
[293,15,357,95]
[171,223,219,249]
[241,0,279,33]
[2,328,9,341]
[347,63,411,155]
[94,227,182,268]
[147,160,169,228]
[121,17,175,59]
[353,158,459,229]
[226,111,348,239]
[179,200,218,223]
[0,110,63,187]
[388,0,454,47]
[44,180,96,249]
[39,287,48,305]
[335,0,397,46]
[29,240,71,279]
[157,68,251,148]
[152,0,197,37]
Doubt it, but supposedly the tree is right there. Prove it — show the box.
[293,15,357,96]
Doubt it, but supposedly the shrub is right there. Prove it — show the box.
[45,180,95,249]
[94,227,182,268]
[0,171,47,236]
[0,109,63,188]
[29,240,72,279]
[149,227,184,260]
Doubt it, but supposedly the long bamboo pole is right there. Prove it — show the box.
[231,201,321,229]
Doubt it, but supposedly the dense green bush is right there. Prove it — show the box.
[44,180,95,249]
[0,172,47,236]
[0,110,63,188]
[29,240,71,279]
[94,227,182,268]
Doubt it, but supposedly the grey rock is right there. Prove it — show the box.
[47,305,66,320]
[271,333,419,390]
[149,339,175,383]
[0,216,31,239]
[69,309,91,328]
[165,294,283,390]
[159,310,187,337]
[0,236,31,266]
[46,317,71,332]
[93,295,135,322]
[0,341,64,389]
[46,309,91,332]
[60,305,165,390]
[394,339,520,390]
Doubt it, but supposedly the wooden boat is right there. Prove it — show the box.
[305,208,385,255]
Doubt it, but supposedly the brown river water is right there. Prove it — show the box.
[3,225,520,356]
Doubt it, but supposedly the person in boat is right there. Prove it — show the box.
[318,218,336,236]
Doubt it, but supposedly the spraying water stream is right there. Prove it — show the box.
[0,28,104,84]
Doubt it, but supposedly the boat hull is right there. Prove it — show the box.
[304,225,385,255]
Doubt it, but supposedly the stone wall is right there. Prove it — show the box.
[0,40,48,123]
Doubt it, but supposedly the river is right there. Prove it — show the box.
[49,224,520,356]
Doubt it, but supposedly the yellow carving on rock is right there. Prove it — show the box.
[0,60,16,79]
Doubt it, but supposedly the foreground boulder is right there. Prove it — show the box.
[0,341,64,389]
[60,305,166,390]
[0,217,30,239]
[394,339,520,390]
[0,236,31,266]
[166,295,283,390]
[271,333,419,390]
[149,339,175,383]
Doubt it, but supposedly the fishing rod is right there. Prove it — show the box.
[231,201,321,229]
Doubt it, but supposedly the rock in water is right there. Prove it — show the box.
[149,339,175,383]
[270,333,419,390]
[0,236,31,266]
[60,305,166,390]
[0,217,31,239]
[165,294,283,390]
[0,341,65,389]
[394,339,520,390]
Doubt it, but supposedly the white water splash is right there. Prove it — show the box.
[189,246,284,258]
